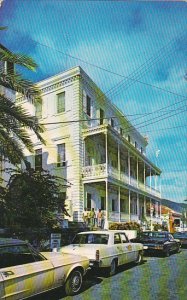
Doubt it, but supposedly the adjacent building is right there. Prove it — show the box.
[15,66,162,227]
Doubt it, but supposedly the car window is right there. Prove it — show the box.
[0,244,45,268]
[120,233,128,243]
[72,234,109,244]
[114,233,121,244]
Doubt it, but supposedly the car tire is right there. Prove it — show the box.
[135,251,143,265]
[65,269,83,296]
[110,259,117,276]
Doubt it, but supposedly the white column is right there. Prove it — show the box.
[105,132,108,175]
[128,190,131,222]
[118,142,120,180]
[150,168,152,189]
[118,186,121,222]
[137,157,139,188]
[144,162,146,188]
[128,150,131,184]
[137,193,140,220]
[105,180,109,229]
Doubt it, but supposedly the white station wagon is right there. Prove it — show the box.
[60,230,144,276]
[0,238,89,299]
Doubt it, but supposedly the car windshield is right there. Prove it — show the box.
[173,232,187,238]
[72,233,109,245]
[140,232,166,239]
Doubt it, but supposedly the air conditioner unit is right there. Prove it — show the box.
[57,161,66,167]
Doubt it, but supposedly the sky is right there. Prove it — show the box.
[0,0,186,203]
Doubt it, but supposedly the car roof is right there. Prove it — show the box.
[0,238,26,246]
[77,230,126,235]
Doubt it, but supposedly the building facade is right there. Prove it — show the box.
[16,66,162,227]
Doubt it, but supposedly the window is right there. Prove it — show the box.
[120,128,123,136]
[35,100,42,118]
[120,233,128,243]
[120,198,126,212]
[57,143,66,167]
[57,92,65,113]
[86,95,91,116]
[128,135,131,143]
[112,199,115,211]
[114,233,121,244]
[101,196,105,210]
[87,193,91,209]
[135,141,137,148]
[0,244,44,268]
[111,118,114,128]
[35,149,42,170]
[100,108,104,125]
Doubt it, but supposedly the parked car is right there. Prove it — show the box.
[0,238,89,299]
[173,231,187,248]
[59,230,144,276]
[131,231,181,257]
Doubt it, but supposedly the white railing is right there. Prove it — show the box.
[108,165,119,180]
[82,163,106,178]
[120,173,129,185]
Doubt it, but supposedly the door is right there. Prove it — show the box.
[119,233,135,263]
[0,243,54,300]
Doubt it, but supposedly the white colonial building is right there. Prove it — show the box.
[16,66,162,226]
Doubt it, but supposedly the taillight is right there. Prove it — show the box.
[96,249,99,261]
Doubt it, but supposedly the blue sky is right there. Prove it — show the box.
[0,0,186,203]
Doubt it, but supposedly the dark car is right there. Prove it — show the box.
[173,231,187,248]
[131,231,181,257]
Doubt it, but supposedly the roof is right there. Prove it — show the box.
[77,230,125,234]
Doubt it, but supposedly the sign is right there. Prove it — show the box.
[50,233,61,251]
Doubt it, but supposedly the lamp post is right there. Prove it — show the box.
[150,207,154,231]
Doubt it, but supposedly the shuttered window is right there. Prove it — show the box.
[57,143,66,167]
[57,92,65,113]
[35,148,42,170]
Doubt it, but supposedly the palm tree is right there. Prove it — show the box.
[0,40,45,165]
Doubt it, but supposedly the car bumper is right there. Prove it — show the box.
[89,260,102,268]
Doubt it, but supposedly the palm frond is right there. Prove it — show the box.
[0,44,38,71]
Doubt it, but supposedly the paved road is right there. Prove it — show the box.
[33,249,187,300]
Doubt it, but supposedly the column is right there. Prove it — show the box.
[105,132,108,175]
[128,190,131,222]
[118,142,120,180]
[118,186,121,222]
[128,150,131,184]
[105,180,109,229]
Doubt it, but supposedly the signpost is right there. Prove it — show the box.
[50,233,61,252]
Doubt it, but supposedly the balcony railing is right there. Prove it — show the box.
[82,164,160,197]
[82,163,106,178]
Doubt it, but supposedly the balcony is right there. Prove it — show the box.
[82,164,160,198]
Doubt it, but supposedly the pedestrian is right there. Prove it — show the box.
[97,209,103,227]
[89,208,96,228]
[82,207,88,227]
[101,211,105,229]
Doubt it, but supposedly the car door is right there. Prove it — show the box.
[119,233,135,263]
[168,234,178,251]
[0,243,54,300]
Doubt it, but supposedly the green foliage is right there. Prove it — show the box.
[0,42,45,164]
[4,167,69,229]
[109,221,141,232]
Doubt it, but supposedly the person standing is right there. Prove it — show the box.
[97,209,103,228]
[89,208,96,228]
[82,208,88,227]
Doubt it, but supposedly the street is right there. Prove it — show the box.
[33,249,187,300]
